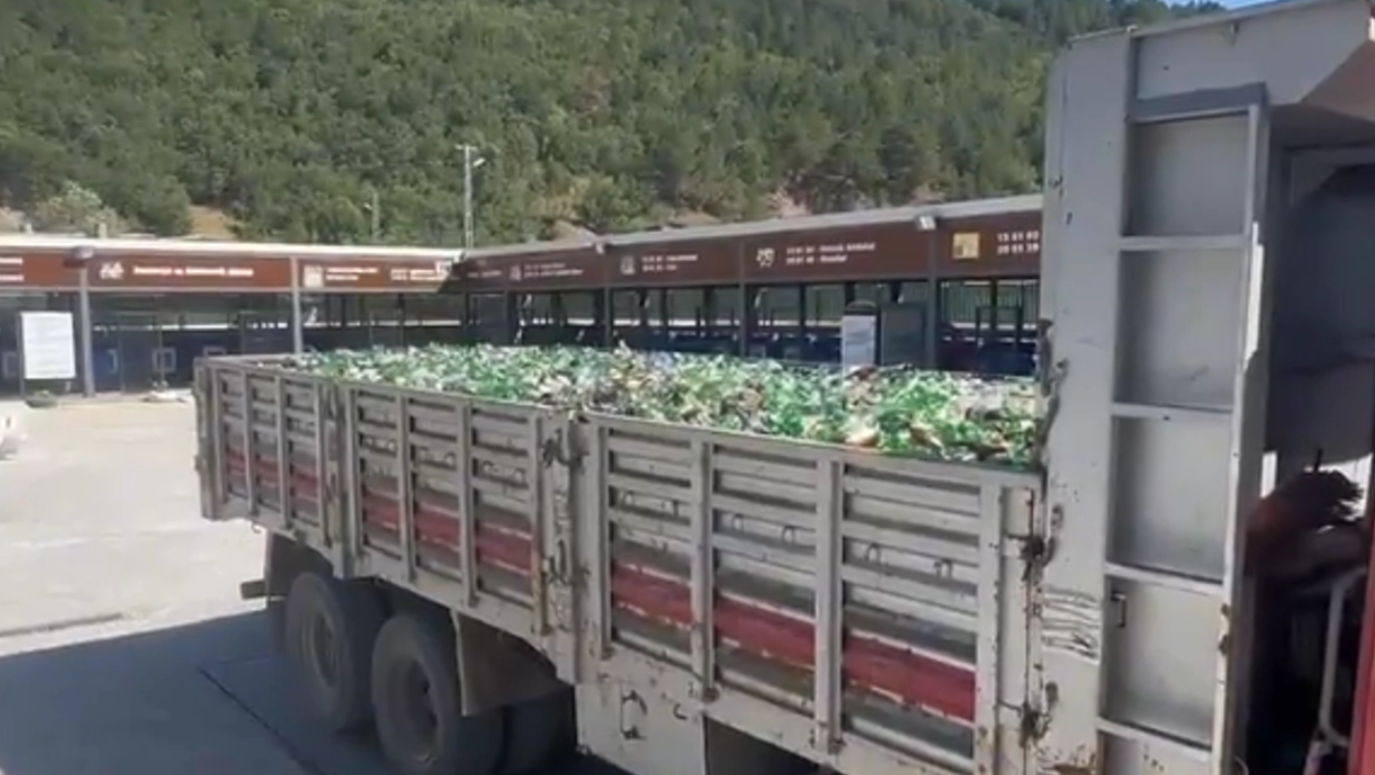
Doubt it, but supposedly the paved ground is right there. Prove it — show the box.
[0,398,388,775]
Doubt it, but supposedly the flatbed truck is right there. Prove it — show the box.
[194,2,1375,774]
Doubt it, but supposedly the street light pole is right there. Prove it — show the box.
[73,245,95,398]
[916,214,939,369]
[458,143,486,249]
[368,188,380,243]
[462,144,474,248]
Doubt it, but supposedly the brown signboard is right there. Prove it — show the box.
[607,239,738,287]
[0,204,1044,296]
[742,222,922,283]
[940,211,1041,278]
[298,258,454,292]
[460,250,607,292]
[88,254,294,290]
[0,252,81,289]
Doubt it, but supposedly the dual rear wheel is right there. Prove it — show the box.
[283,571,381,733]
[282,571,572,775]
[370,613,506,775]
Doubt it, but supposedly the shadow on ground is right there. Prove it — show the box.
[0,610,616,775]
[0,610,390,775]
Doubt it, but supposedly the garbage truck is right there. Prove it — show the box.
[194,2,1375,774]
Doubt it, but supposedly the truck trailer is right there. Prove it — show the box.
[194,2,1375,774]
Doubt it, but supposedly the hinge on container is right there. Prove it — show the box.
[541,539,571,586]
[1016,501,1060,582]
[809,729,844,755]
[1019,705,1049,747]
[1020,533,1057,582]
[1033,319,1067,473]
[1019,682,1058,748]
[540,426,585,471]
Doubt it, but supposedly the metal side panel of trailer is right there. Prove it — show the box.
[575,414,1041,775]
[196,359,582,672]
[194,356,1044,775]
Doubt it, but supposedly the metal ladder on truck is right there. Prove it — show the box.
[1036,13,1306,775]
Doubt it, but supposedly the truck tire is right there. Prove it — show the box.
[371,613,506,775]
[502,688,575,774]
[283,572,384,733]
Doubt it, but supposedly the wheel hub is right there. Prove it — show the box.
[391,659,442,766]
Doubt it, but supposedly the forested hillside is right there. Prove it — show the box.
[0,0,1216,243]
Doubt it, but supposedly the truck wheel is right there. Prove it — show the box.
[283,572,384,733]
[371,614,506,775]
[502,688,575,774]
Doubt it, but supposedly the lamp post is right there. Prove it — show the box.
[71,244,96,397]
[362,189,381,243]
[458,143,486,248]
[916,213,939,369]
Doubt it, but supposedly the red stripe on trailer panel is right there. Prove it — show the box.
[224,450,321,497]
[360,496,533,574]
[609,562,975,722]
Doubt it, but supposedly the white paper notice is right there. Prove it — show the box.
[19,311,77,381]
[841,314,877,369]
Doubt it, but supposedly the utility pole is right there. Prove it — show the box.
[368,189,381,243]
[462,144,475,248]
[458,143,485,248]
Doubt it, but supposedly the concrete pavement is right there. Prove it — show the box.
[0,398,380,775]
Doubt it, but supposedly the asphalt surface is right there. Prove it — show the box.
[0,397,393,775]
